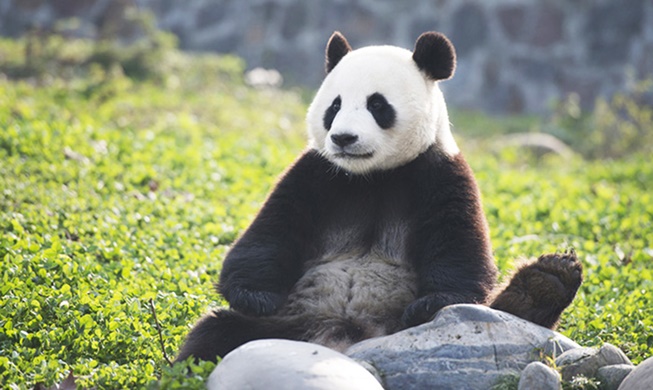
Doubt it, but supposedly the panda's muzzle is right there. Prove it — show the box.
[331,133,374,159]
[329,132,374,159]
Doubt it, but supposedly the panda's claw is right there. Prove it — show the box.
[402,296,440,328]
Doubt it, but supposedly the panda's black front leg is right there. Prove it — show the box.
[401,251,496,328]
[400,152,498,328]
[218,245,297,316]
[217,224,308,316]
[402,207,497,327]
[221,285,287,316]
[216,153,322,317]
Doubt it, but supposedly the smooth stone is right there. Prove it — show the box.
[618,356,653,390]
[518,361,561,390]
[207,339,384,390]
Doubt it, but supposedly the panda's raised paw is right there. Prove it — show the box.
[226,288,286,317]
[527,250,583,302]
[490,250,583,329]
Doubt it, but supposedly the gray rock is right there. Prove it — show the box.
[518,362,561,390]
[346,304,579,390]
[556,343,632,381]
[597,364,636,390]
[618,356,653,390]
[207,339,383,390]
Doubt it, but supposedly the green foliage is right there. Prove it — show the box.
[0,49,304,388]
[546,79,653,159]
[0,38,651,389]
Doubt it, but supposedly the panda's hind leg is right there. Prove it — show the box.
[174,309,307,363]
[490,250,582,329]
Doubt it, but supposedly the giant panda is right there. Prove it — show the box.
[175,31,582,363]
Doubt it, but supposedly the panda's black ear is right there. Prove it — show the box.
[325,31,352,73]
[412,32,456,81]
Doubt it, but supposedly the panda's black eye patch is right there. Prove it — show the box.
[323,96,341,131]
[366,93,396,129]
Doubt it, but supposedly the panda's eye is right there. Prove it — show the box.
[331,97,341,111]
[366,93,396,129]
[323,96,341,131]
[367,94,388,112]
[369,100,383,111]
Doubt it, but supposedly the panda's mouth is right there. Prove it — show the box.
[334,151,374,160]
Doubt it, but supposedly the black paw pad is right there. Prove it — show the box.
[533,249,583,294]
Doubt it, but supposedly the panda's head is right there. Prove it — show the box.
[306,31,460,174]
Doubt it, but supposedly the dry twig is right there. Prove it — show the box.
[149,298,173,366]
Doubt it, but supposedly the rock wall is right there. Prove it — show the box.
[1,0,652,114]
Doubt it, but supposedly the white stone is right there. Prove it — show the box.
[206,339,383,390]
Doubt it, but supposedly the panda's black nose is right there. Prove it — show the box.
[331,133,358,147]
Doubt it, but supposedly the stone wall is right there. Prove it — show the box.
[1,0,652,114]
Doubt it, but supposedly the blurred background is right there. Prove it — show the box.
[1,0,652,158]
[2,0,653,113]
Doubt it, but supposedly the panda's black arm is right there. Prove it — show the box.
[403,211,496,326]
[402,152,497,327]
[217,151,324,316]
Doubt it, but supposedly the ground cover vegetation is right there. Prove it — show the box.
[0,22,651,389]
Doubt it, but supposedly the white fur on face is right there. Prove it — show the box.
[306,45,459,174]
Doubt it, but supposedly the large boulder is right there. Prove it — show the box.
[346,304,580,390]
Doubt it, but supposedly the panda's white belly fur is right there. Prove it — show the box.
[279,222,418,351]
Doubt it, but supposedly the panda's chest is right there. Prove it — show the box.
[317,218,410,265]
[280,183,419,342]
[312,176,415,264]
